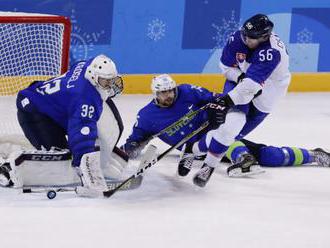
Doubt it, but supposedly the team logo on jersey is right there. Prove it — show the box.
[236,53,246,63]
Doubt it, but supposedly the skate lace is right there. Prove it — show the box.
[180,153,194,169]
[314,151,330,167]
[199,166,212,180]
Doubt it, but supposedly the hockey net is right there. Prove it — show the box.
[0,12,71,152]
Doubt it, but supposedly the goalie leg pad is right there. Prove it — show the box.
[79,151,108,194]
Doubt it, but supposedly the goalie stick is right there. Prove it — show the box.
[103,121,209,198]
[21,146,157,198]
[22,176,143,197]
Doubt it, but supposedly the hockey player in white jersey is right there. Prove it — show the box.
[190,14,292,187]
[0,54,127,197]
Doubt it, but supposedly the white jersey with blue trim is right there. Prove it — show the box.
[251,33,291,113]
[221,31,291,113]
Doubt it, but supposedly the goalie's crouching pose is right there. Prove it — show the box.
[0,54,128,197]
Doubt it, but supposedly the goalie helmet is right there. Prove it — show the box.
[85,54,123,98]
[151,74,178,107]
[241,14,274,40]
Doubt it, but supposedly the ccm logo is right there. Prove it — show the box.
[209,103,226,111]
[31,155,64,161]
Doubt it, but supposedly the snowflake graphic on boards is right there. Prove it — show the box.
[296,28,313,49]
[291,27,314,64]
[211,11,241,51]
[70,9,105,62]
[147,18,166,41]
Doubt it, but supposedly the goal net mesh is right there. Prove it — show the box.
[0,12,71,151]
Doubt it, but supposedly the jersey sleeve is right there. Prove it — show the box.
[220,32,242,67]
[125,110,153,145]
[67,98,101,167]
[245,48,281,84]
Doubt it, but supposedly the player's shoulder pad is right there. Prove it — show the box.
[225,30,243,47]
[137,99,155,116]
[177,83,192,90]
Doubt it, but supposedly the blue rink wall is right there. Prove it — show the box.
[2,0,330,92]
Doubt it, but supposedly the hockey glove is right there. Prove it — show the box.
[208,95,235,129]
[236,73,245,84]
[121,141,146,159]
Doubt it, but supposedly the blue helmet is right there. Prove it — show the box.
[241,14,274,39]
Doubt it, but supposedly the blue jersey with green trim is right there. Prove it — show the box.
[125,84,216,146]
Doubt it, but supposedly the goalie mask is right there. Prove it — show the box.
[85,55,124,98]
[151,74,178,107]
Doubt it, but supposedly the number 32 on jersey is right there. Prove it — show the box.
[81,104,94,118]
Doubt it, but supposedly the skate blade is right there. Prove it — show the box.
[227,165,265,178]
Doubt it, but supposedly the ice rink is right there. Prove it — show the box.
[1,93,330,248]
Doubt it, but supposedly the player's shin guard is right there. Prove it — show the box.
[258,146,311,167]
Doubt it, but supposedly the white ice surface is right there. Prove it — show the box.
[1,93,330,248]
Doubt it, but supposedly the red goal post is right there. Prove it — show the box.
[0,12,71,95]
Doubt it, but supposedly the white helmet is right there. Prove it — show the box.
[151,74,176,94]
[151,74,177,107]
[85,54,123,98]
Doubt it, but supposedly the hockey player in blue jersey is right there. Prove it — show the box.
[0,55,126,195]
[121,74,330,182]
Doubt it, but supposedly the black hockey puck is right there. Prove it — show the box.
[47,190,57,199]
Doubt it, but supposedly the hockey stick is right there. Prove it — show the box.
[20,147,156,198]
[22,176,144,199]
[150,103,211,140]
[147,95,225,141]
[103,121,209,198]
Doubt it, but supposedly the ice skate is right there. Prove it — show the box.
[312,148,330,167]
[177,143,194,176]
[193,163,215,187]
[227,153,264,177]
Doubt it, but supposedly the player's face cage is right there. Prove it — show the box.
[98,76,124,97]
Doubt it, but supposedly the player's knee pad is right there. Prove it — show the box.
[213,111,246,146]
